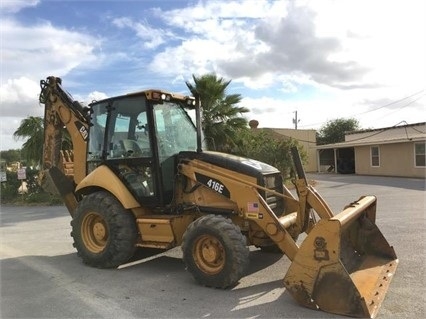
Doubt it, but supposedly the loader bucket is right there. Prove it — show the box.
[284,196,398,318]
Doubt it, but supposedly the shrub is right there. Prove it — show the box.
[236,130,306,180]
[0,168,63,205]
[1,171,21,202]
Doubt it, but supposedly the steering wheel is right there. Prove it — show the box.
[158,138,175,157]
[120,139,142,157]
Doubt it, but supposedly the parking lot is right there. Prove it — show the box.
[1,173,425,318]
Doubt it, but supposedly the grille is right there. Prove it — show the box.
[261,173,284,216]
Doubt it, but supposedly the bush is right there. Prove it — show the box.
[0,168,63,205]
[235,130,306,180]
[24,192,63,205]
[1,171,21,202]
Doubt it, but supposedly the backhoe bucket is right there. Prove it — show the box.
[284,196,398,318]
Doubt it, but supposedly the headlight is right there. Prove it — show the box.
[264,175,276,189]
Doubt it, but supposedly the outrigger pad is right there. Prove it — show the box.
[283,196,398,318]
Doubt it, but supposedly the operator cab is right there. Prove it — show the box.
[87,91,198,207]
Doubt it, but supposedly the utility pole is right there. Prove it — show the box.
[292,111,300,129]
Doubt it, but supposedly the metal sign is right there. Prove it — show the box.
[17,168,26,180]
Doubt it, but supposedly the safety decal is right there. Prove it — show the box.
[246,212,264,219]
[195,173,230,198]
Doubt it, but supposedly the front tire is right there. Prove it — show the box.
[71,191,138,268]
[181,214,249,288]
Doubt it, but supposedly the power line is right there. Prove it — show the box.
[352,89,426,116]
[354,89,425,117]
[299,89,426,129]
[333,121,425,144]
[363,93,426,122]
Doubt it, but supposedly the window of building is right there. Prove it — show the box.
[415,142,425,167]
[371,146,380,167]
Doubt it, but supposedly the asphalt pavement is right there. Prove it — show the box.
[1,173,425,318]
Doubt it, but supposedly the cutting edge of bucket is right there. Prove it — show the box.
[354,257,399,318]
[310,255,399,318]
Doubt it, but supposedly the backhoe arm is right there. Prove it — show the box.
[39,76,91,215]
[39,76,90,182]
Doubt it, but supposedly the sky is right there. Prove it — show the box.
[1,0,425,151]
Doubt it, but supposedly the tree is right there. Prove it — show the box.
[13,116,44,167]
[13,116,72,168]
[316,118,360,145]
[0,149,21,164]
[186,73,249,152]
[237,129,305,179]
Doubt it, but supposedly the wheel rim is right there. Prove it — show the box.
[193,234,225,274]
[81,212,108,253]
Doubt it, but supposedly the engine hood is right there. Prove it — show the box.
[178,151,280,179]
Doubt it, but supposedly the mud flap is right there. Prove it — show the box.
[283,196,398,318]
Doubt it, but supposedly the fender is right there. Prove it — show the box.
[75,165,139,209]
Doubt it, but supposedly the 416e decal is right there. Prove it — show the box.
[195,173,230,198]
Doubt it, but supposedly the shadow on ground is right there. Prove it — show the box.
[0,249,345,319]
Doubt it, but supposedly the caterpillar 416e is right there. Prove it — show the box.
[39,76,398,318]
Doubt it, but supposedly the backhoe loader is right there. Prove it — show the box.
[39,76,398,318]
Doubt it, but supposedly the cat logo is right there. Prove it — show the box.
[75,121,89,141]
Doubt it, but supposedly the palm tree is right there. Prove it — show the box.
[13,115,72,169]
[13,116,44,167]
[186,73,249,152]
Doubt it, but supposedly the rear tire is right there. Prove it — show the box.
[181,214,249,288]
[71,191,138,268]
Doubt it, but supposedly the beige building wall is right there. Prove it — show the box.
[267,128,317,172]
[356,142,425,178]
[248,120,317,172]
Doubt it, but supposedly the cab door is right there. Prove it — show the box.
[152,102,198,205]
[88,96,159,205]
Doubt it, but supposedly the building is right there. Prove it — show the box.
[316,122,426,178]
[249,120,317,172]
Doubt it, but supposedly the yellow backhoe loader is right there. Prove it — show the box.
[39,76,398,318]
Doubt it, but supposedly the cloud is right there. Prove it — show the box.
[145,2,279,84]
[0,69,40,151]
[307,0,426,90]
[0,0,39,13]
[2,19,100,81]
[150,38,229,77]
[112,17,172,49]
[0,76,109,119]
[143,1,371,91]
[87,91,108,103]
[0,117,26,150]
[218,4,370,89]
[1,0,424,150]
[0,17,103,150]
[0,19,101,120]
[155,0,287,25]
[0,77,42,118]
[360,91,426,112]
[0,81,109,150]
[147,0,425,94]
[241,96,294,120]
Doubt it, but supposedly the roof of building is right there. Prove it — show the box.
[317,122,426,149]
[345,121,426,135]
[249,126,317,145]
